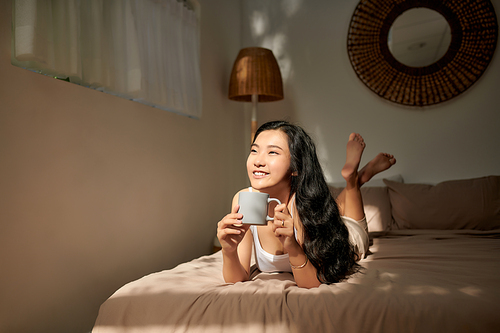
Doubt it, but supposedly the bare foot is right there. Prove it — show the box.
[341,133,365,184]
[358,153,396,186]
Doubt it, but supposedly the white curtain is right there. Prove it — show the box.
[12,0,202,118]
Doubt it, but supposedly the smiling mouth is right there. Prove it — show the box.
[253,171,268,177]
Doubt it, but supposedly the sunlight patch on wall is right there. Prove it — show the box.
[250,11,268,37]
[246,0,304,85]
[313,125,333,183]
[281,0,302,17]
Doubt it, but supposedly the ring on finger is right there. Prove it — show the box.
[281,220,285,227]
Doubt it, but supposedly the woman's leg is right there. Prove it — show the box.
[337,133,365,220]
[358,153,396,186]
[336,134,397,219]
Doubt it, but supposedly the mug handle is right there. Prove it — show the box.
[265,198,282,221]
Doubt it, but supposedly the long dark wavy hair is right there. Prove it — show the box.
[253,120,361,283]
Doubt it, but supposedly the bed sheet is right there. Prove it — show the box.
[93,229,500,333]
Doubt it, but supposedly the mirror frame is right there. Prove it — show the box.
[347,0,498,106]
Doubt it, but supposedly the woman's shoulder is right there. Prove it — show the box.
[234,186,255,195]
[234,187,251,196]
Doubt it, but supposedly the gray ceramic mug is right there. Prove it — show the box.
[238,191,282,225]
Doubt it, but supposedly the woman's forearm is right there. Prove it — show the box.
[222,249,250,283]
[288,247,321,288]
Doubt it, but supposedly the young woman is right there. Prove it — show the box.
[217,121,396,288]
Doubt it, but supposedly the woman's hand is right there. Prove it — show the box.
[217,204,249,253]
[272,203,301,253]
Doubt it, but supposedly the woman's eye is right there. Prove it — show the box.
[269,151,278,155]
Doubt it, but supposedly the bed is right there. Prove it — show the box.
[92,175,500,333]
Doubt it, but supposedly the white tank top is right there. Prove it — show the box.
[250,225,292,273]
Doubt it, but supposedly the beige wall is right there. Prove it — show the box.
[0,1,247,332]
[242,0,500,184]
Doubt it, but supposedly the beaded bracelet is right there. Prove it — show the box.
[289,256,308,269]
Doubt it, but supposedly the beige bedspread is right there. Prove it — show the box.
[92,230,500,333]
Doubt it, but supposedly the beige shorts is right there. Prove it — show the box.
[342,216,369,260]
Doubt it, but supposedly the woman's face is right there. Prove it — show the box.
[246,130,293,193]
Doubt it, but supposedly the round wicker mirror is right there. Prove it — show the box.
[347,0,498,107]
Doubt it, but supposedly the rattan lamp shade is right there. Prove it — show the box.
[228,47,284,102]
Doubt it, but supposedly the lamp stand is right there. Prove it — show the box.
[251,94,258,143]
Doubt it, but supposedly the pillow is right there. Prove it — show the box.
[329,174,403,232]
[384,176,500,230]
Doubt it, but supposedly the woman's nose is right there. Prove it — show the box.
[253,154,265,167]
